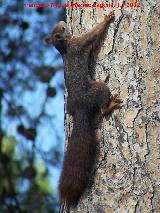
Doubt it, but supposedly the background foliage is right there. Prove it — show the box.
[0,1,65,212]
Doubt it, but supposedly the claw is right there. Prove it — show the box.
[108,11,115,20]
[101,94,123,121]
[105,11,115,23]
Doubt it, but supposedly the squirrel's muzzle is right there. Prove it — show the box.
[45,36,53,44]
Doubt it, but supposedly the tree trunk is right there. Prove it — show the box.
[64,0,160,212]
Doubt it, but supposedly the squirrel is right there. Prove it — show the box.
[45,11,122,209]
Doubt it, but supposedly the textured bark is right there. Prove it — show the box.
[64,0,160,212]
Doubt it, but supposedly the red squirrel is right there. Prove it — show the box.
[46,11,122,208]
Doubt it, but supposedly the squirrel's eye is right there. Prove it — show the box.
[62,26,65,32]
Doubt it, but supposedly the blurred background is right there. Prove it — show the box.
[0,0,66,212]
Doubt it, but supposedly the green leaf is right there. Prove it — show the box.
[1,136,16,158]
[36,176,52,194]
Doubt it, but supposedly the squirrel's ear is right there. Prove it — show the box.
[45,36,53,44]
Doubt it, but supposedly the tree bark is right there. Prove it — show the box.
[64,0,160,212]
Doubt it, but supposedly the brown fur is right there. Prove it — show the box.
[46,12,122,208]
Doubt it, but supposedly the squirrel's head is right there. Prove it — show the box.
[45,21,72,54]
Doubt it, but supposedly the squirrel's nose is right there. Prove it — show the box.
[45,36,52,44]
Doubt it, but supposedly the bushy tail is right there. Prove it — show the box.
[59,109,97,208]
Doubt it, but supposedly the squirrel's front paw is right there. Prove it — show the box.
[105,11,115,22]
